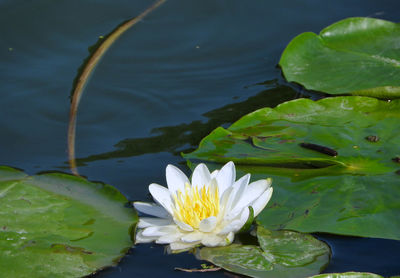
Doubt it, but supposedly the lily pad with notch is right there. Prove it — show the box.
[183,96,400,240]
[0,166,137,277]
[279,17,400,99]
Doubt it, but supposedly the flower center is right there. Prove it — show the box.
[172,183,219,229]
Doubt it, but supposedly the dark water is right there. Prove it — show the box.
[1,0,400,277]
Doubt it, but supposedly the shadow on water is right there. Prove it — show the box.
[73,82,301,165]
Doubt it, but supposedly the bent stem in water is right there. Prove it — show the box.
[68,0,166,175]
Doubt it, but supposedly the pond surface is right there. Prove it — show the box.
[1,0,400,277]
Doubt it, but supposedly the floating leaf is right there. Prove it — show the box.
[0,166,137,277]
[198,226,330,278]
[309,272,384,278]
[279,17,400,99]
[183,96,400,240]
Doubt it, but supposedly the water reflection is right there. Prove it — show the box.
[74,82,299,165]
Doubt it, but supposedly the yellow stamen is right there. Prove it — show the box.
[173,183,219,229]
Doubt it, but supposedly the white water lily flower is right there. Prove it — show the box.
[134,161,273,251]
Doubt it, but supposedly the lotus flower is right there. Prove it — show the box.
[134,161,273,251]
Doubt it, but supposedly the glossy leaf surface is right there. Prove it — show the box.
[184,97,400,240]
[279,17,400,99]
[0,167,137,277]
[198,226,330,278]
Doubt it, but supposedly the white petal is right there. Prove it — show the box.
[135,230,158,243]
[201,234,226,247]
[224,174,250,216]
[230,178,272,216]
[218,219,241,235]
[149,183,174,215]
[181,231,203,243]
[236,206,251,232]
[219,186,233,208]
[215,161,236,196]
[173,219,194,232]
[166,164,190,194]
[156,232,182,244]
[217,186,234,221]
[138,217,173,228]
[191,163,211,188]
[199,216,217,233]
[133,202,170,218]
[219,207,250,234]
[209,178,218,194]
[169,241,198,251]
[142,225,176,237]
[210,170,219,179]
[251,187,273,216]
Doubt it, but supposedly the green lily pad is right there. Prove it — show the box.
[198,226,330,278]
[279,17,400,99]
[309,272,383,278]
[183,96,400,240]
[0,166,137,277]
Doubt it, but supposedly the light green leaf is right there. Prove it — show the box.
[198,226,330,278]
[0,166,137,277]
[183,96,400,240]
[279,17,400,99]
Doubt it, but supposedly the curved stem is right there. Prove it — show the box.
[68,0,166,176]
